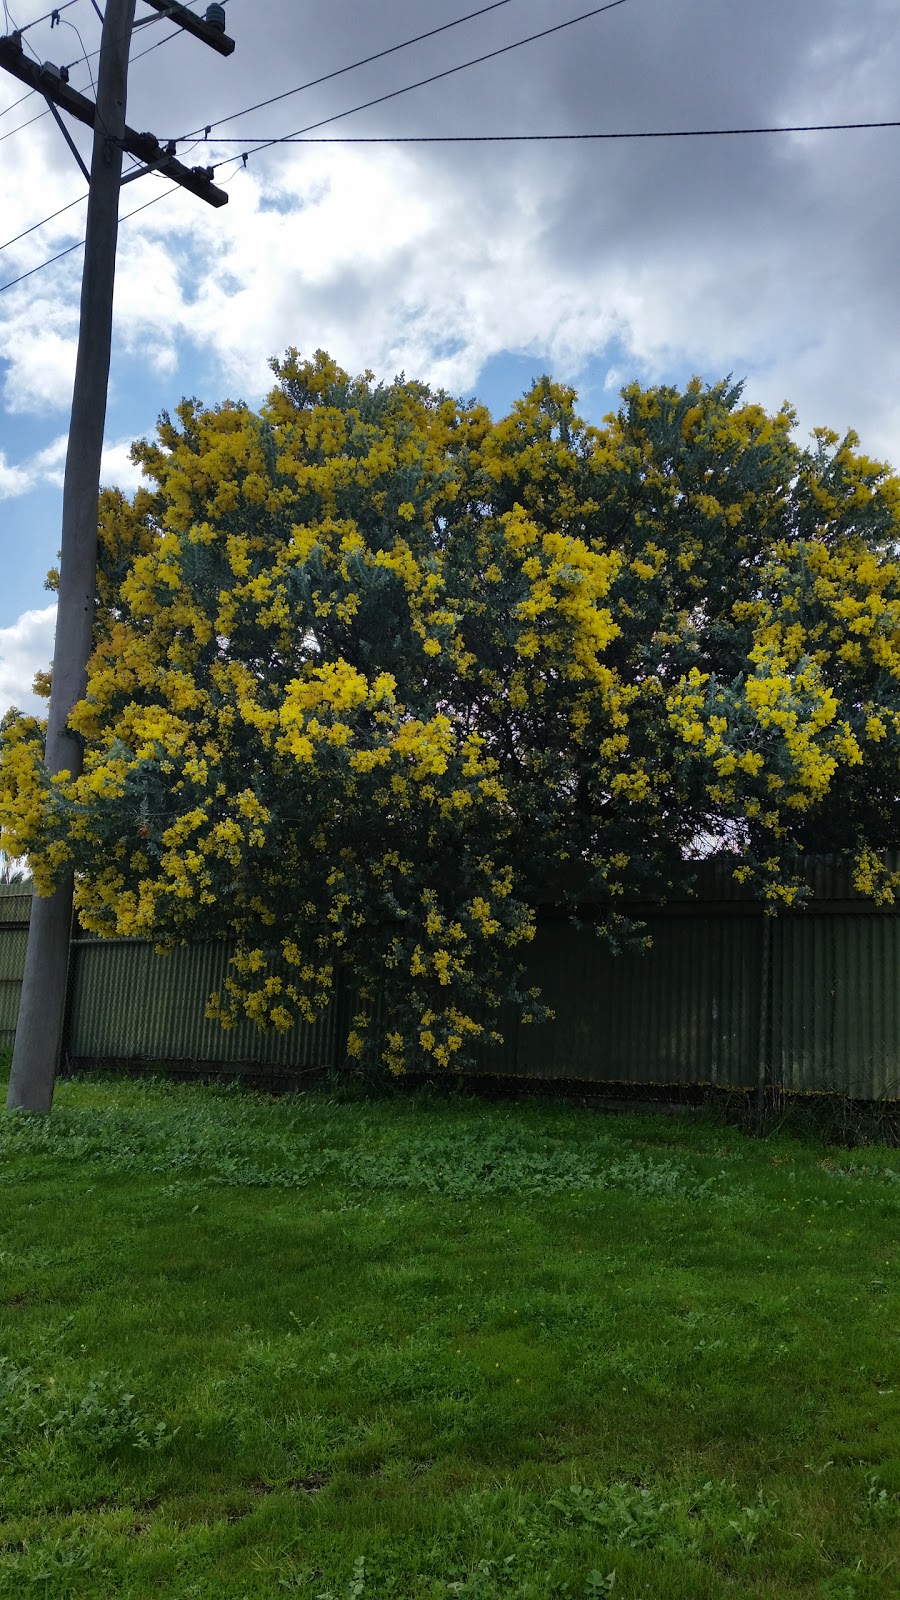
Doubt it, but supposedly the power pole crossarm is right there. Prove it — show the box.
[139,0,235,56]
[0,36,228,205]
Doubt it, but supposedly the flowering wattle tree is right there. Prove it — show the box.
[3,351,900,1069]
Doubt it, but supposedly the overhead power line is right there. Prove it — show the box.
[176,0,524,141]
[202,118,900,152]
[0,26,178,137]
[0,0,231,133]
[0,0,523,248]
[0,181,186,291]
[2,0,511,136]
[5,110,897,294]
[175,0,631,151]
[58,13,97,99]
[0,222,93,289]
[6,0,895,290]
[7,0,79,33]
[0,186,87,248]
[0,78,33,114]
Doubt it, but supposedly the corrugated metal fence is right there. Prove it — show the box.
[0,890,31,1058]
[65,936,349,1077]
[2,864,900,1098]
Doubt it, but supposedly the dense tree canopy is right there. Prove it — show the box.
[3,351,900,1069]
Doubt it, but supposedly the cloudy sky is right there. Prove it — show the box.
[1,0,898,715]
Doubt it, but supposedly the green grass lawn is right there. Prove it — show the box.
[0,1070,898,1599]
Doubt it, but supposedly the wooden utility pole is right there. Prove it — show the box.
[2,2,233,1113]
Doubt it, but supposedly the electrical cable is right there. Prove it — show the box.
[176,0,524,142]
[1,0,508,154]
[4,2,42,61]
[0,233,84,292]
[8,0,895,291]
[0,83,37,115]
[0,186,87,248]
[58,13,96,96]
[0,0,230,130]
[1,0,501,135]
[6,108,898,292]
[0,180,178,292]
[211,150,245,185]
[7,0,80,33]
[204,118,900,152]
[0,99,61,139]
[0,0,512,240]
[0,26,181,135]
[192,0,632,163]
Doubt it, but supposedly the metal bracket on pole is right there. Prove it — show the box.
[119,158,164,183]
[44,95,91,181]
[119,141,176,183]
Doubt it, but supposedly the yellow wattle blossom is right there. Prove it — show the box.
[5,352,900,1067]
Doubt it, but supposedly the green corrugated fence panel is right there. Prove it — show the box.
[0,889,33,925]
[0,983,21,1049]
[72,938,349,1068]
[470,999,521,1076]
[772,914,900,1100]
[538,852,900,908]
[668,851,900,906]
[0,921,28,1050]
[507,915,761,1088]
[7,862,900,1096]
[66,939,349,1070]
[0,926,28,983]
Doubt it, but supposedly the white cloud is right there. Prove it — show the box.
[2,327,78,416]
[112,144,624,402]
[0,438,61,499]
[0,432,144,500]
[0,452,33,499]
[0,605,56,719]
[27,434,68,488]
[2,0,899,516]
[99,438,147,493]
[92,120,898,465]
[0,114,85,415]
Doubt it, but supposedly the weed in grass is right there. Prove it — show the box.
[348,1555,368,1597]
[546,1477,777,1560]
[862,1475,900,1527]
[584,1575,617,1598]
[0,1101,752,1207]
[0,1356,172,1459]
[1,1531,96,1589]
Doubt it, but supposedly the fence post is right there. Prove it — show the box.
[755,914,772,1134]
[59,906,79,1076]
